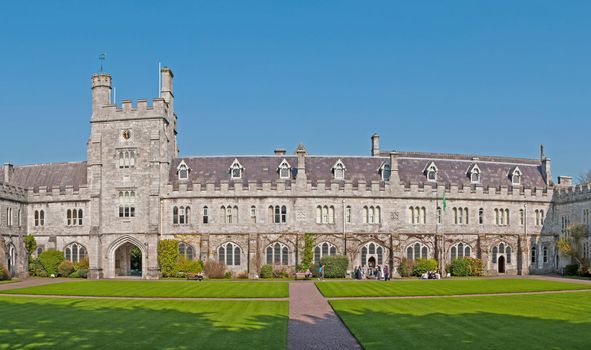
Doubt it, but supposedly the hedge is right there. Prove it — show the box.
[564,264,579,276]
[399,258,414,277]
[158,240,179,278]
[450,258,471,276]
[260,264,274,278]
[58,261,75,277]
[320,255,349,278]
[412,258,438,276]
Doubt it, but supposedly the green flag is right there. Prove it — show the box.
[442,192,447,211]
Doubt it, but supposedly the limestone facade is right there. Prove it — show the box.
[0,67,588,279]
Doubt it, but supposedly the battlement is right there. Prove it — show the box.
[91,73,112,88]
[96,97,169,118]
[553,183,591,203]
[24,184,90,203]
[163,178,551,203]
[0,182,27,202]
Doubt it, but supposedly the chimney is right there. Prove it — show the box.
[295,144,307,185]
[160,66,174,108]
[371,133,380,156]
[91,73,112,115]
[274,148,286,156]
[388,152,399,184]
[3,163,14,184]
[542,157,552,186]
[557,176,572,187]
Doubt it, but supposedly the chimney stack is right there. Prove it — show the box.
[3,163,14,184]
[295,144,307,186]
[388,152,399,184]
[160,66,174,108]
[371,133,380,156]
[274,148,286,156]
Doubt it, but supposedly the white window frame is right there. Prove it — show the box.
[177,160,190,181]
[332,159,346,180]
[277,159,292,179]
[229,159,244,180]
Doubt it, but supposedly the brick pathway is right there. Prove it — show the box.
[288,282,361,350]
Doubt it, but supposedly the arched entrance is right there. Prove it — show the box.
[114,242,143,277]
[360,242,385,267]
[498,256,506,274]
[368,256,376,268]
[7,244,16,277]
[107,236,147,278]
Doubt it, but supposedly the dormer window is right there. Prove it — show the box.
[379,162,391,181]
[230,159,243,180]
[425,162,438,182]
[278,159,291,179]
[511,167,522,185]
[469,164,481,183]
[177,160,190,181]
[332,159,346,180]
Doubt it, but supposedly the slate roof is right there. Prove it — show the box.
[170,152,547,189]
[0,162,87,190]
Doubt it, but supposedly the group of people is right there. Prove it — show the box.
[420,270,441,280]
[352,264,390,281]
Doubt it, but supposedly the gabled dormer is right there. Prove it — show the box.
[510,166,522,185]
[332,159,346,180]
[177,160,190,181]
[423,161,438,182]
[467,163,481,184]
[277,159,292,179]
[378,161,391,181]
[229,159,244,180]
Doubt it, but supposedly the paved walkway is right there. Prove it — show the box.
[288,282,361,350]
[0,278,66,291]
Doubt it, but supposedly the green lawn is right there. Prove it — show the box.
[0,296,287,350]
[331,292,591,350]
[0,280,288,298]
[317,278,589,297]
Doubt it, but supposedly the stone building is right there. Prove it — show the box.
[0,67,588,279]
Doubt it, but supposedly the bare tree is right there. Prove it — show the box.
[577,170,591,185]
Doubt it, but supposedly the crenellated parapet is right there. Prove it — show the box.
[24,184,90,203]
[553,183,591,204]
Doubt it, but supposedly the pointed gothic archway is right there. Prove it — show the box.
[107,236,147,278]
[498,255,506,274]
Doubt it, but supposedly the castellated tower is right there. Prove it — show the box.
[86,68,177,279]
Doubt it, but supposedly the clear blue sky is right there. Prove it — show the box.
[0,1,589,180]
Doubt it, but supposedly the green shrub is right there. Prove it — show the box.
[412,258,438,277]
[320,255,348,278]
[398,258,414,277]
[237,272,249,279]
[24,234,37,260]
[175,257,203,275]
[58,261,75,277]
[75,256,89,271]
[77,268,88,279]
[466,257,484,276]
[450,258,471,276]
[69,271,80,278]
[39,250,64,276]
[564,264,579,275]
[310,263,320,278]
[0,265,11,281]
[224,271,232,279]
[260,264,274,278]
[203,260,226,279]
[29,258,46,277]
[158,240,179,278]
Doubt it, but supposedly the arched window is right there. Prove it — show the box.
[511,168,522,185]
[492,242,512,264]
[316,206,322,224]
[230,159,243,179]
[64,243,87,263]
[363,206,369,224]
[177,161,189,180]
[543,246,548,263]
[119,191,136,218]
[365,206,380,224]
[173,206,179,225]
[218,242,241,266]
[450,242,472,260]
[426,162,438,181]
[345,205,352,224]
[406,242,429,261]
[314,242,337,262]
[202,206,209,224]
[333,160,346,180]
[270,205,288,224]
[266,242,290,265]
[360,242,384,266]
[179,206,186,225]
[250,205,257,224]
[531,246,537,264]
[520,209,525,225]
[470,166,480,183]
[479,208,484,225]
[278,159,291,179]
[179,242,194,260]
[67,209,72,226]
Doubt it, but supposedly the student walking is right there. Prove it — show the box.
[318,263,325,280]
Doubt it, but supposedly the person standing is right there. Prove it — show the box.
[383,264,390,281]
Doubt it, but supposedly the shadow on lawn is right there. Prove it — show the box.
[0,299,287,350]
[334,308,590,350]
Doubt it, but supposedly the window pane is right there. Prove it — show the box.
[274,243,280,264]
[219,247,225,263]
[451,246,456,260]
[322,243,328,257]
[421,247,427,259]
[282,247,288,265]
[234,246,240,266]
[226,245,232,266]
[377,247,383,265]
[314,246,321,263]
[329,246,336,256]
[186,246,193,260]
[266,247,273,265]
[407,246,413,260]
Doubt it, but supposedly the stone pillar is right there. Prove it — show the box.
[248,234,258,278]
[371,133,380,156]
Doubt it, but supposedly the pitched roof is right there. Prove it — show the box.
[0,162,87,190]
